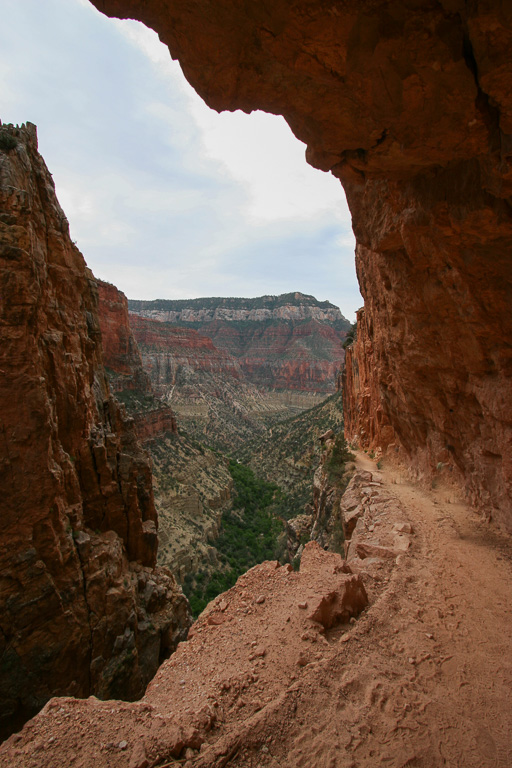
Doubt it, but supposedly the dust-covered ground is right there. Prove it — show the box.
[2,453,512,768]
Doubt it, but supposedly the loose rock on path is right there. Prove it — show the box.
[2,453,512,768]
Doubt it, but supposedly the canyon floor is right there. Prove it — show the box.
[2,453,512,768]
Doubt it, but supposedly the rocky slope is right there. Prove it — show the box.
[92,0,512,529]
[6,456,512,768]
[240,391,345,519]
[129,293,350,394]
[95,284,234,589]
[0,123,190,740]
[151,431,233,584]
[129,312,327,452]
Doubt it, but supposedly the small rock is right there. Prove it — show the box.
[129,742,149,768]
[256,595,265,604]
[298,601,308,609]
[119,740,128,750]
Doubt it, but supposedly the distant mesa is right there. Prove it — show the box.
[128,292,351,396]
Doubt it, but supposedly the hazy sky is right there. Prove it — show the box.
[0,0,362,319]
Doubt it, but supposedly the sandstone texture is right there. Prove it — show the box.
[96,282,178,442]
[92,0,512,527]
[129,293,350,394]
[0,124,190,739]
[4,454,512,767]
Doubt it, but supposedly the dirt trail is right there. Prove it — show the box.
[2,452,512,768]
[293,451,512,768]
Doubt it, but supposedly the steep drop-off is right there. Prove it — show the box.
[95,284,234,588]
[0,123,190,740]
[129,293,350,394]
[129,312,328,452]
[93,0,512,528]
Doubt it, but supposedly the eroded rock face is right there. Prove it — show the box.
[91,0,512,528]
[96,282,178,442]
[96,280,151,393]
[0,124,190,739]
[129,294,349,394]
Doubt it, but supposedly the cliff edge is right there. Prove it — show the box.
[0,123,190,739]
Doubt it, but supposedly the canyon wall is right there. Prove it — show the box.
[129,294,349,394]
[92,0,512,528]
[0,123,190,739]
[129,314,244,390]
[96,281,178,441]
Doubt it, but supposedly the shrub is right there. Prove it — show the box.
[0,130,17,151]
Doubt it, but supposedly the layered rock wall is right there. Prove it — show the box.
[92,0,512,528]
[0,123,190,739]
[130,311,347,394]
[129,314,244,392]
[96,282,178,441]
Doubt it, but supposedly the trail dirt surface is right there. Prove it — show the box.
[2,453,512,768]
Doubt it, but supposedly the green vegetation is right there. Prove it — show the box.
[183,461,285,617]
[342,320,357,350]
[128,292,341,314]
[326,432,355,485]
[239,390,345,520]
[115,388,158,414]
[0,130,18,151]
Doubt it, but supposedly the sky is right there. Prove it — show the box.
[0,0,362,319]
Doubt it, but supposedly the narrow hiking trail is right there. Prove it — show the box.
[303,451,512,768]
[2,453,512,768]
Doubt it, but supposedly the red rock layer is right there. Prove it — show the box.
[97,283,178,441]
[96,280,150,390]
[132,406,177,442]
[131,315,347,393]
[129,314,243,392]
[0,124,190,739]
[91,0,512,528]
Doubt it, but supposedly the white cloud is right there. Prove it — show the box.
[112,18,352,225]
[0,0,362,318]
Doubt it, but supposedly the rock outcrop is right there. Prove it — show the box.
[92,0,512,528]
[96,282,178,442]
[0,123,190,739]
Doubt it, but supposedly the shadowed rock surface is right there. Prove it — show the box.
[92,0,512,528]
[0,123,191,740]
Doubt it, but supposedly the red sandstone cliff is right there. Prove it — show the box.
[96,280,151,392]
[129,308,348,393]
[91,0,512,529]
[128,314,243,392]
[96,282,178,441]
[0,123,190,739]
